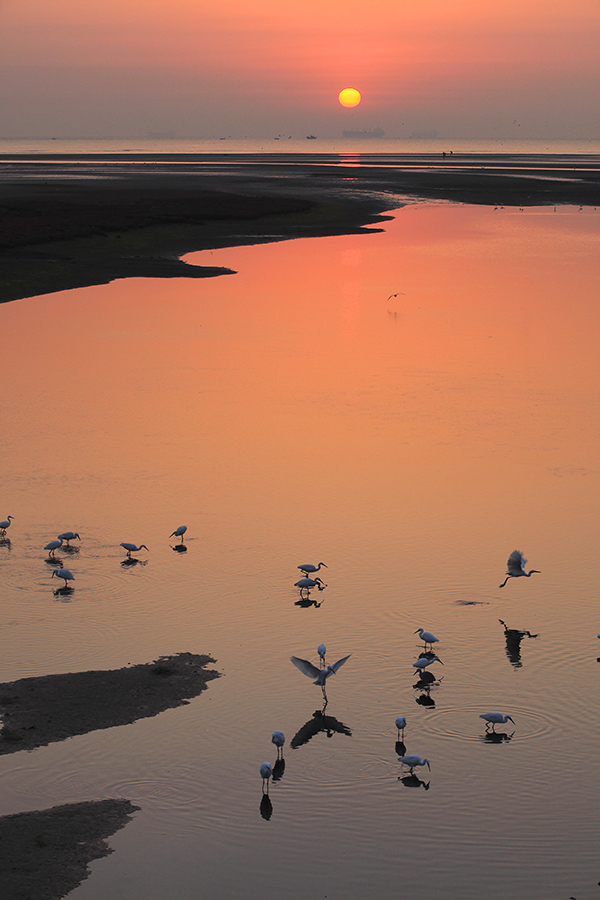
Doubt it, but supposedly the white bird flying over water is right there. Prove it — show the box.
[120,542,149,557]
[0,516,14,536]
[291,654,351,687]
[499,550,540,588]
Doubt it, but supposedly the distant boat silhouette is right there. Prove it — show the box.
[342,127,384,138]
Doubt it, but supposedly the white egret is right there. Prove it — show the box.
[0,516,14,536]
[395,716,407,737]
[58,532,80,544]
[170,526,187,542]
[499,550,540,588]
[120,543,149,557]
[398,754,430,774]
[317,644,327,666]
[415,628,439,650]
[298,562,328,576]
[271,731,285,758]
[294,576,326,593]
[44,538,63,558]
[52,568,75,587]
[413,656,443,673]
[291,653,351,688]
[480,712,514,729]
[260,762,273,790]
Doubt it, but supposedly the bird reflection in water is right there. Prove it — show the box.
[294,596,325,608]
[171,544,187,553]
[399,773,430,790]
[290,705,352,749]
[260,793,273,820]
[120,557,148,568]
[0,537,11,549]
[499,619,538,668]
[294,576,327,601]
[413,668,441,708]
[480,729,514,744]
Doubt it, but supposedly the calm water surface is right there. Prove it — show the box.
[1,204,599,899]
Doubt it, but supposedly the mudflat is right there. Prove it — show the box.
[1,153,598,302]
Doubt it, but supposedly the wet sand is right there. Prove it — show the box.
[1,153,598,302]
[0,799,139,900]
[0,652,220,755]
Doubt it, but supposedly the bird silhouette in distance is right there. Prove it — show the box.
[398,754,430,774]
[298,562,327,576]
[44,538,63,558]
[480,712,514,730]
[120,542,149,557]
[387,292,405,300]
[415,628,439,651]
[170,525,187,543]
[499,550,540,588]
[0,516,14,536]
[51,567,75,588]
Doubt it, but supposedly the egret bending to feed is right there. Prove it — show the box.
[0,516,14,536]
[298,562,327,576]
[291,654,351,691]
[169,526,187,542]
[120,543,149,557]
[395,716,407,738]
[415,628,439,650]
[413,656,443,673]
[499,550,540,588]
[398,755,430,774]
[271,731,285,758]
[480,712,514,729]
[52,568,74,587]
[260,762,273,791]
[44,538,63,558]
[57,532,80,544]
[294,576,327,595]
[317,644,327,666]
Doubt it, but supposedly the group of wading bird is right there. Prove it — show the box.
[258,550,540,795]
[0,517,188,589]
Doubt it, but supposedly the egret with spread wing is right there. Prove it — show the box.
[291,654,351,694]
[499,550,540,588]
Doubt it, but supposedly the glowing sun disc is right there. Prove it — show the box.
[338,88,361,108]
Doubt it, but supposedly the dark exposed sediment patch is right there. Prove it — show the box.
[0,798,139,900]
[0,652,220,755]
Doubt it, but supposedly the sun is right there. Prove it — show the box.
[338,88,361,108]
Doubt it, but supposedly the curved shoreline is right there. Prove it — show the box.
[1,154,598,303]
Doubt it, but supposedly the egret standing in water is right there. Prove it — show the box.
[57,532,80,545]
[414,628,439,651]
[120,543,149,557]
[499,550,540,588]
[398,754,430,774]
[52,568,75,587]
[298,562,328,577]
[395,716,407,738]
[0,516,14,536]
[44,538,63,558]
[169,526,187,543]
[294,576,327,596]
[271,731,285,758]
[317,644,327,666]
[260,762,273,792]
[480,712,515,730]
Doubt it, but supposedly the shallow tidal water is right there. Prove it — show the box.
[0,202,599,900]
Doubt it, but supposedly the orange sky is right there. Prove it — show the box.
[1,0,598,138]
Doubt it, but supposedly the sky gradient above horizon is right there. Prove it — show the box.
[1,0,599,139]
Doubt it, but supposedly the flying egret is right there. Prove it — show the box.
[120,543,149,557]
[295,576,327,595]
[317,644,327,666]
[395,716,407,738]
[291,654,351,691]
[169,526,187,542]
[260,762,273,791]
[51,568,74,587]
[499,550,540,588]
[415,628,439,650]
[271,731,285,758]
[44,538,63,558]
[0,516,14,536]
[480,712,515,729]
[298,562,328,576]
[57,532,80,544]
[413,656,443,673]
[398,754,431,774]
